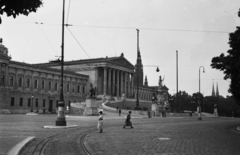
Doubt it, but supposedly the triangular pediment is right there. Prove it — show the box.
[108,57,134,69]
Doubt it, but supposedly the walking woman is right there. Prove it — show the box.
[123,111,134,128]
[98,111,103,133]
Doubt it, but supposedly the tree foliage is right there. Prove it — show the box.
[211,8,240,106]
[0,0,43,24]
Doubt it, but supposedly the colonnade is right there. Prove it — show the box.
[101,67,134,98]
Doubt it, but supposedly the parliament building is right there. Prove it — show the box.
[0,39,168,113]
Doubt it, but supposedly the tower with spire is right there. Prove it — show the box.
[216,82,219,97]
[144,75,148,86]
[134,29,144,86]
[212,81,215,97]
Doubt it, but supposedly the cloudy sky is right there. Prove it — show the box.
[1,0,240,97]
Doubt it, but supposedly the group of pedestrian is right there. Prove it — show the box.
[97,109,133,133]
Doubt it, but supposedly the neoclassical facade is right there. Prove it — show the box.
[0,44,89,113]
[34,54,135,98]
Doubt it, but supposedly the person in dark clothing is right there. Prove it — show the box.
[123,111,133,128]
[119,109,121,116]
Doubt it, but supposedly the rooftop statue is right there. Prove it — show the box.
[159,76,164,87]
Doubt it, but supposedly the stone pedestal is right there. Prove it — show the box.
[84,97,98,116]
[151,104,159,117]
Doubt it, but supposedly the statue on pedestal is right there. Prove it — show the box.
[89,83,95,97]
[84,83,98,116]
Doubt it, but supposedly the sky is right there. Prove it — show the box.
[1,0,240,97]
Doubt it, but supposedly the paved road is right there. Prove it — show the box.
[0,112,240,155]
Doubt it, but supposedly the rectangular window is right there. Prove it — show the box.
[20,98,23,106]
[18,77,22,87]
[48,81,51,90]
[67,84,70,92]
[28,98,31,107]
[77,85,80,93]
[34,79,38,89]
[43,99,45,107]
[82,86,85,93]
[41,80,45,89]
[0,75,5,86]
[72,85,74,93]
[9,76,14,86]
[56,100,59,107]
[11,97,14,106]
[36,99,38,107]
[54,82,58,91]
[26,78,30,88]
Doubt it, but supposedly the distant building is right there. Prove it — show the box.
[212,81,220,97]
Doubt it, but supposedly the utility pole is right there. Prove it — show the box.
[56,0,66,126]
[176,50,179,112]
[136,29,140,108]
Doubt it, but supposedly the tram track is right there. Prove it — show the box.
[19,127,96,155]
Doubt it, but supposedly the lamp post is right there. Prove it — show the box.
[198,66,205,120]
[31,95,34,112]
[56,0,66,126]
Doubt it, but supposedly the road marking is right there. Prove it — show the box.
[158,138,171,140]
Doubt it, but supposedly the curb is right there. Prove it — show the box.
[5,136,35,155]
[43,125,78,129]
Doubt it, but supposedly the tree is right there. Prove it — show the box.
[211,8,240,106]
[0,0,43,24]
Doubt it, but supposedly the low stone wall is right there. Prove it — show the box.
[103,100,148,116]
[69,102,85,115]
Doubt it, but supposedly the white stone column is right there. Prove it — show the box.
[112,69,115,96]
[120,71,124,96]
[124,72,127,97]
[116,70,119,98]
[108,68,112,95]
[103,67,107,95]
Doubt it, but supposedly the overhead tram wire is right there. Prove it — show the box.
[66,26,91,58]
[65,0,90,59]
[8,20,231,34]
[30,16,58,55]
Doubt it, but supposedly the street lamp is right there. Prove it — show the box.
[31,95,34,112]
[56,0,66,126]
[198,66,205,120]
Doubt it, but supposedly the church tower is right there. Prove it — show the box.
[216,82,219,97]
[144,75,148,86]
[212,81,215,97]
[134,29,144,86]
